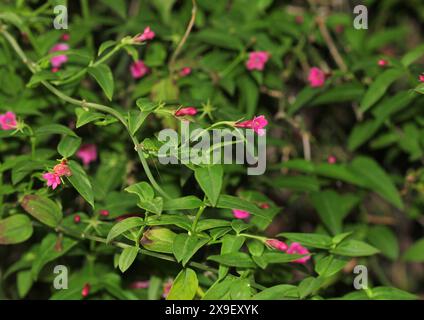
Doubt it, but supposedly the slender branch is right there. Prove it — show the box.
[315,15,348,72]
[168,0,197,73]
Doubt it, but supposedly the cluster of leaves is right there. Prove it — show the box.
[0,0,424,300]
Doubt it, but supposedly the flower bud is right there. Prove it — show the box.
[140,228,177,253]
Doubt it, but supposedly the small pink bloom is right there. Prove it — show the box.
[286,242,311,264]
[236,115,268,136]
[327,155,337,164]
[51,67,60,73]
[308,67,326,88]
[53,162,72,177]
[179,67,192,77]
[378,59,388,67]
[419,74,424,82]
[49,43,69,68]
[81,283,91,297]
[99,209,109,217]
[162,280,173,298]
[259,203,270,209]
[130,281,150,289]
[74,215,81,224]
[232,209,251,220]
[130,60,149,79]
[76,144,97,166]
[295,15,304,24]
[42,172,61,190]
[175,107,198,117]
[135,26,155,42]
[0,111,17,130]
[61,34,70,41]
[246,51,270,71]
[266,239,288,251]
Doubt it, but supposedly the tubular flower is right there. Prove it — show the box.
[266,239,288,251]
[130,60,149,79]
[232,209,251,220]
[76,144,97,166]
[49,43,69,68]
[42,172,61,190]
[135,26,155,42]
[175,107,198,117]
[236,115,268,136]
[308,67,326,88]
[286,242,311,264]
[246,51,270,71]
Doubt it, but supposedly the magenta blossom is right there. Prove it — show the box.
[179,67,192,77]
[175,107,198,117]
[42,172,61,190]
[232,209,251,220]
[0,111,17,130]
[162,280,173,298]
[327,155,337,164]
[378,59,388,67]
[246,51,270,71]
[76,144,97,166]
[130,60,149,79]
[286,242,311,264]
[130,281,150,289]
[308,67,326,88]
[419,74,424,82]
[266,239,288,252]
[53,161,72,177]
[49,43,69,68]
[135,26,155,42]
[236,115,268,136]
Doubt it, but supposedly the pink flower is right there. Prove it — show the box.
[0,111,17,130]
[42,172,61,190]
[81,283,91,298]
[135,26,155,42]
[308,67,326,88]
[327,155,337,164]
[61,34,70,41]
[130,60,149,79]
[236,115,268,136]
[246,51,270,71]
[76,144,97,166]
[232,209,251,220]
[378,59,388,67]
[419,74,424,82]
[74,215,81,224]
[130,281,150,289]
[179,67,192,77]
[286,242,311,264]
[266,239,288,251]
[53,161,72,177]
[49,43,69,68]
[99,209,109,217]
[175,107,198,117]
[162,280,173,298]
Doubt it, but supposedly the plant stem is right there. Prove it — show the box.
[191,205,206,233]
[168,0,197,74]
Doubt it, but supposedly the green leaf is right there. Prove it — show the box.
[218,234,245,279]
[75,108,105,128]
[17,270,33,298]
[163,196,203,211]
[31,234,77,279]
[173,234,209,266]
[278,233,332,249]
[140,228,177,253]
[35,124,78,137]
[128,110,150,136]
[136,98,158,112]
[367,226,399,260]
[67,160,95,208]
[97,40,116,56]
[88,64,114,101]
[21,195,62,227]
[315,255,348,277]
[310,191,359,235]
[125,182,154,201]
[261,252,307,264]
[194,165,223,206]
[349,156,403,209]
[57,135,81,158]
[403,238,424,262]
[107,217,144,243]
[167,268,198,300]
[0,215,33,245]
[118,247,139,273]
[252,284,298,300]
[331,239,379,257]
[370,287,417,300]
[359,68,404,113]
[193,29,243,50]
[238,75,258,118]
[401,44,424,67]
[348,118,384,151]
[208,252,256,268]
